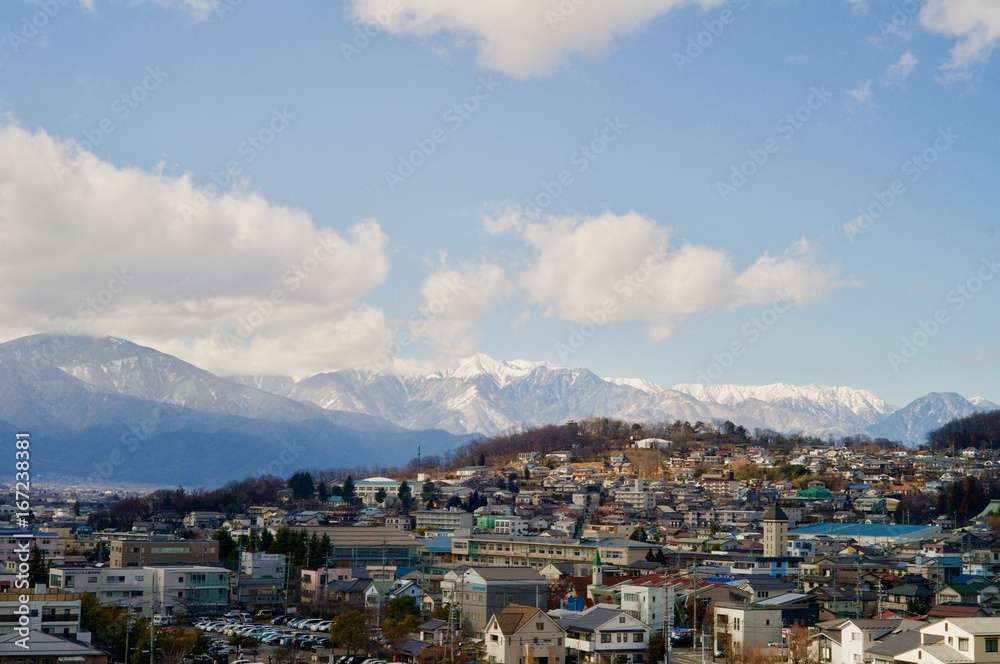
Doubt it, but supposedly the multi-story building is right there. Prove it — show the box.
[0,531,63,572]
[495,518,528,536]
[451,535,650,569]
[240,552,285,579]
[49,566,153,609]
[415,509,474,534]
[484,604,567,664]
[291,526,425,569]
[714,603,783,656]
[441,567,549,637]
[233,553,286,611]
[354,477,403,506]
[613,577,667,633]
[614,480,656,511]
[109,539,219,567]
[0,587,81,638]
[151,566,230,616]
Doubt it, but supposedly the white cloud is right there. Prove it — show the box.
[78,0,220,20]
[347,0,724,79]
[846,79,874,103]
[0,123,394,378]
[885,51,918,79]
[486,210,837,341]
[409,262,514,359]
[921,0,1000,68]
[847,0,869,16]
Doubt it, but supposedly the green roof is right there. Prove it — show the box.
[796,487,833,499]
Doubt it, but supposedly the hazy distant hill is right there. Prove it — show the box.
[0,335,464,484]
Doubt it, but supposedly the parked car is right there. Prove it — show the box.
[270,615,287,625]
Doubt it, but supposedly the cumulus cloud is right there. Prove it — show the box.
[0,123,393,378]
[921,0,1000,69]
[485,209,837,341]
[347,0,724,79]
[885,51,918,79]
[409,262,514,359]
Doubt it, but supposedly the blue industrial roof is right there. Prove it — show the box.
[789,523,938,539]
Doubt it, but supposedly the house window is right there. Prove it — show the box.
[986,639,998,653]
[958,638,968,652]
[602,634,612,643]
[620,617,626,623]
[491,635,499,642]
[633,633,644,642]
[537,623,545,631]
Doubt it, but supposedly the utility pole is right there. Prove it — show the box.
[666,585,675,664]
[123,605,132,664]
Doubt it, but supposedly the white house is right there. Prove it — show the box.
[484,604,566,664]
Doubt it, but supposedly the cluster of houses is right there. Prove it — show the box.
[4,439,1000,664]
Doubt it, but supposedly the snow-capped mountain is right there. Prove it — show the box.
[1,334,997,485]
[865,392,993,447]
[242,354,918,440]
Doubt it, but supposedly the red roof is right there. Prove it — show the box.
[927,604,984,618]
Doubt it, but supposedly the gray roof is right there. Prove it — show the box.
[763,504,788,521]
[867,629,923,656]
[469,567,545,581]
[0,631,105,657]
[559,606,634,633]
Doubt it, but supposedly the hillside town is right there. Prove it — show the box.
[6,428,1000,664]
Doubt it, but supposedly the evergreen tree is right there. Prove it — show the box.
[342,476,357,503]
[287,472,315,501]
[398,481,413,510]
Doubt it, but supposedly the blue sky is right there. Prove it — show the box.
[0,0,997,407]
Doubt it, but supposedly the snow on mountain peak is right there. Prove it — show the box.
[447,354,545,386]
[605,377,664,395]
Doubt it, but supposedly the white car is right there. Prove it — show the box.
[313,621,331,632]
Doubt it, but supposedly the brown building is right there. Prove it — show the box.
[109,539,219,567]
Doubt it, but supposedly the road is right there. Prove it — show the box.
[668,646,717,664]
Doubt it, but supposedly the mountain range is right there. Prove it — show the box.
[0,335,995,485]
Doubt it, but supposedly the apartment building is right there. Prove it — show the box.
[614,480,656,511]
[152,566,229,616]
[109,539,219,567]
[415,509,474,534]
[0,587,81,638]
[0,531,63,572]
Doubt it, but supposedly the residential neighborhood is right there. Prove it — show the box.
[6,421,1000,664]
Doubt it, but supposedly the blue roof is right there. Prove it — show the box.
[789,523,938,539]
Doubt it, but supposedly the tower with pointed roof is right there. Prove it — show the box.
[592,549,603,587]
[762,503,789,557]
